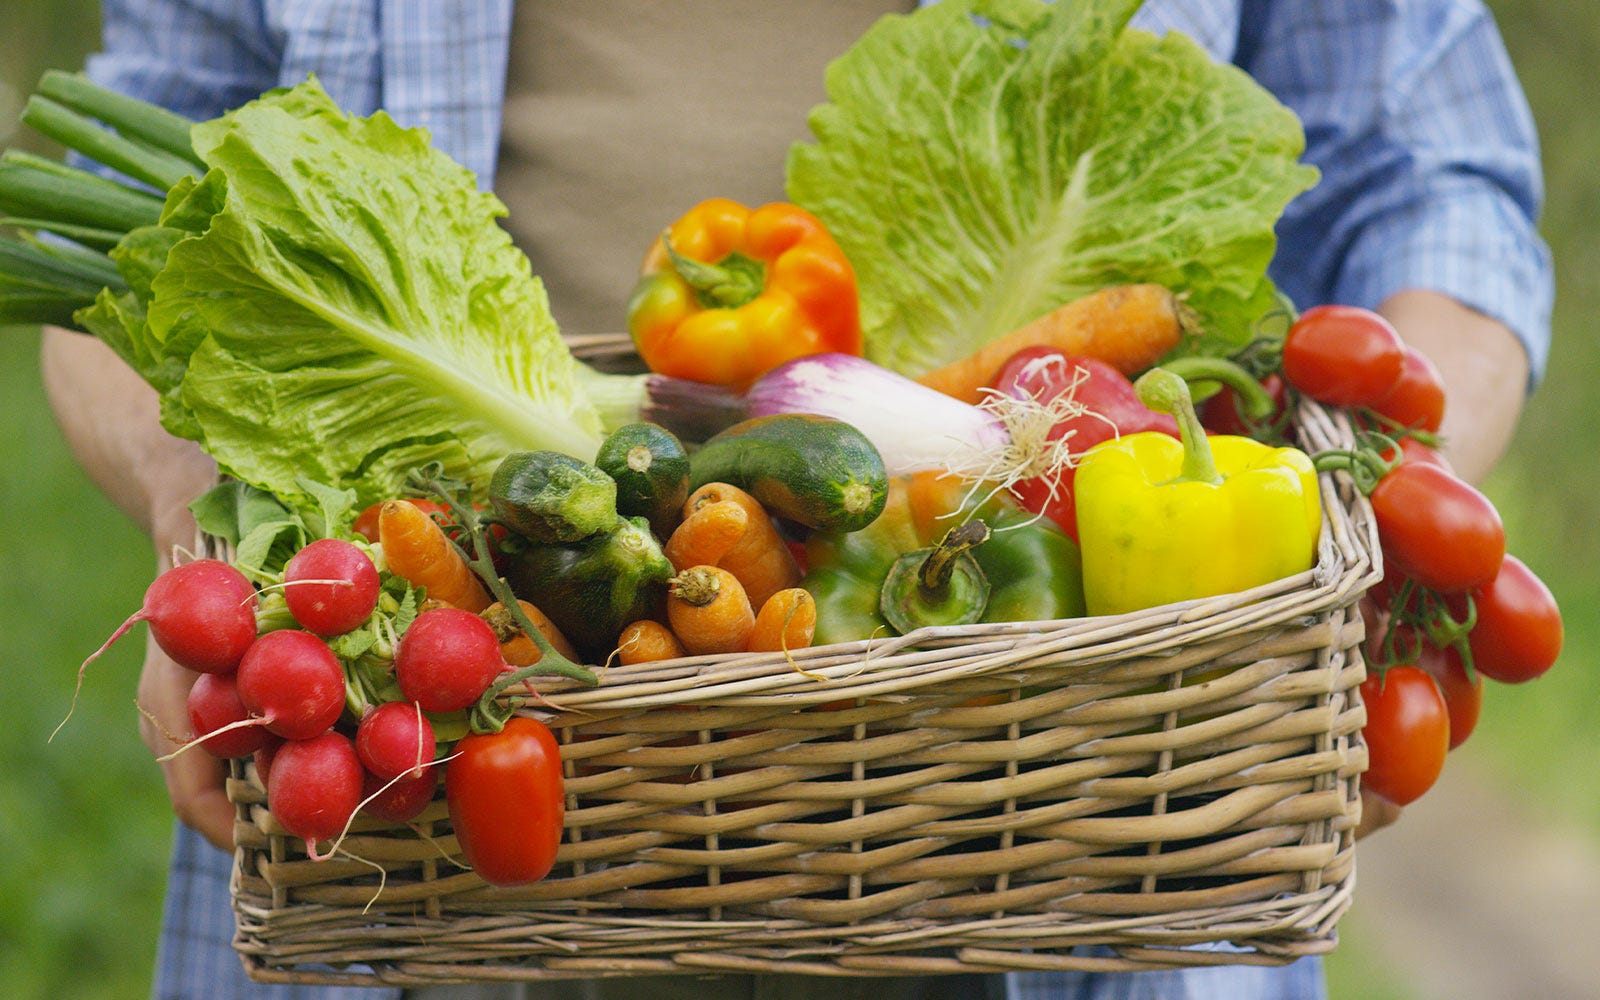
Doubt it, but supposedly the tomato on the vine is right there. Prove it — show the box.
[1378,435,1452,474]
[1449,554,1563,683]
[446,716,565,886]
[1359,664,1450,806]
[1369,462,1504,593]
[1372,625,1482,750]
[1281,305,1406,407]
[1369,346,1446,434]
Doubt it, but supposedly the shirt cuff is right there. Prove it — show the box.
[1333,182,1553,392]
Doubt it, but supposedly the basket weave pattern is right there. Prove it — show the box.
[229,395,1378,986]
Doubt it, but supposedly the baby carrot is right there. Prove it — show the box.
[377,499,491,612]
[682,483,800,609]
[915,283,1189,405]
[747,587,817,654]
[483,599,579,666]
[667,565,756,656]
[616,619,687,665]
[665,499,749,572]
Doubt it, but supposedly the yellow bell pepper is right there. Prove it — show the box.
[1074,367,1321,617]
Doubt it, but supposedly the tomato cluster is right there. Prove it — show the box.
[1276,305,1563,807]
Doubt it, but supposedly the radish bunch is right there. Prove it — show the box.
[79,486,579,873]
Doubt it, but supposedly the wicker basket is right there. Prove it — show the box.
[227,350,1378,987]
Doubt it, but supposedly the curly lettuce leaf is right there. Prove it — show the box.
[83,79,603,512]
[785,0,1319,376]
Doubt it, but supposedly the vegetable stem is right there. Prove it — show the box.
[1136,367,1221,486]
[36,70,200,166]
[23,96,199,192]
[0,234,122,292]
[0,151,165,233]
[0,215,124,252]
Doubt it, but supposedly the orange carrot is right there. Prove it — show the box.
[665,499,749,572]
[666,565,756,656]
[483,599,579,665]
[915,283,1191,405]
[377,499,491,612]
[747,588,817,654]
[616,619,687,665]
[682,483,801,609]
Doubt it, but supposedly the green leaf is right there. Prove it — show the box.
[112,78,606,515]
[786,0,1318,375]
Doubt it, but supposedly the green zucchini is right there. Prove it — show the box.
[489,450,618,544]
[594,422,690,539]
[688,414,888,532]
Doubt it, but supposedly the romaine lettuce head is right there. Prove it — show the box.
[786,0,1319,376]
[79,79,603,512]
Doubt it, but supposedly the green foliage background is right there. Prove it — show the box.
[1,3,1594,998]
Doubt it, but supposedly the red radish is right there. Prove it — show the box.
[253,736,285,785]
[356,701,437,780]
[87,558,258,675]
[235,630,347,740]
[360,769,437,824]
[394,608,506,713]
[266,730,364,856]
[283,538,381,636]
[54,558,260,741]
[186,672,272,759]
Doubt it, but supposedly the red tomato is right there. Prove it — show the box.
[1359,665,1450,806]
[446,716,565,886]
[1009,474,1078,542]
[1451,555,1563,684]
[1281,305,1406,407]
[1375,625,1482,750]
[1378,435,1453,474]
[1369,463,1504,593]
[1370,346,1446,433]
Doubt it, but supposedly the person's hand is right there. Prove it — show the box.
[138,633,236,850]
[1355,786,1403,840]
[41,329,233,849]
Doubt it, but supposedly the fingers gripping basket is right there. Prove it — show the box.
[227,384,1379,987]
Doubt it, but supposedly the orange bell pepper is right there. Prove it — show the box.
[626,197,862,387]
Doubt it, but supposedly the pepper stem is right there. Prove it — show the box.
[1135,367,1221,485]
[662,235,765,310]
[919,520,991,592]
[1157,355,1278,421]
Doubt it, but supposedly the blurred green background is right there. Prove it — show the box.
[1,3,1595,998]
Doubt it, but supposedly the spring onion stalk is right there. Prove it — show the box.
[22,95,199,192]
[36,70,201,165]
[0,151,166,233]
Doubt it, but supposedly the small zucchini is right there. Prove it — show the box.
[688,414,888,532]
[594,422,690,539]
[489,450,618,544]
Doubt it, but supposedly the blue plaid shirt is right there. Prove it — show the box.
[92,2,1548,998]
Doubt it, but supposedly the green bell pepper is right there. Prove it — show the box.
[801,471,1085,645]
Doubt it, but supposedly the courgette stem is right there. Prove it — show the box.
[36,70,200,166]
[23,96,198,191]
[0,152,165,233]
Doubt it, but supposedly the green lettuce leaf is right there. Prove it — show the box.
[786,0,1319,376]
[85,79,604,513]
